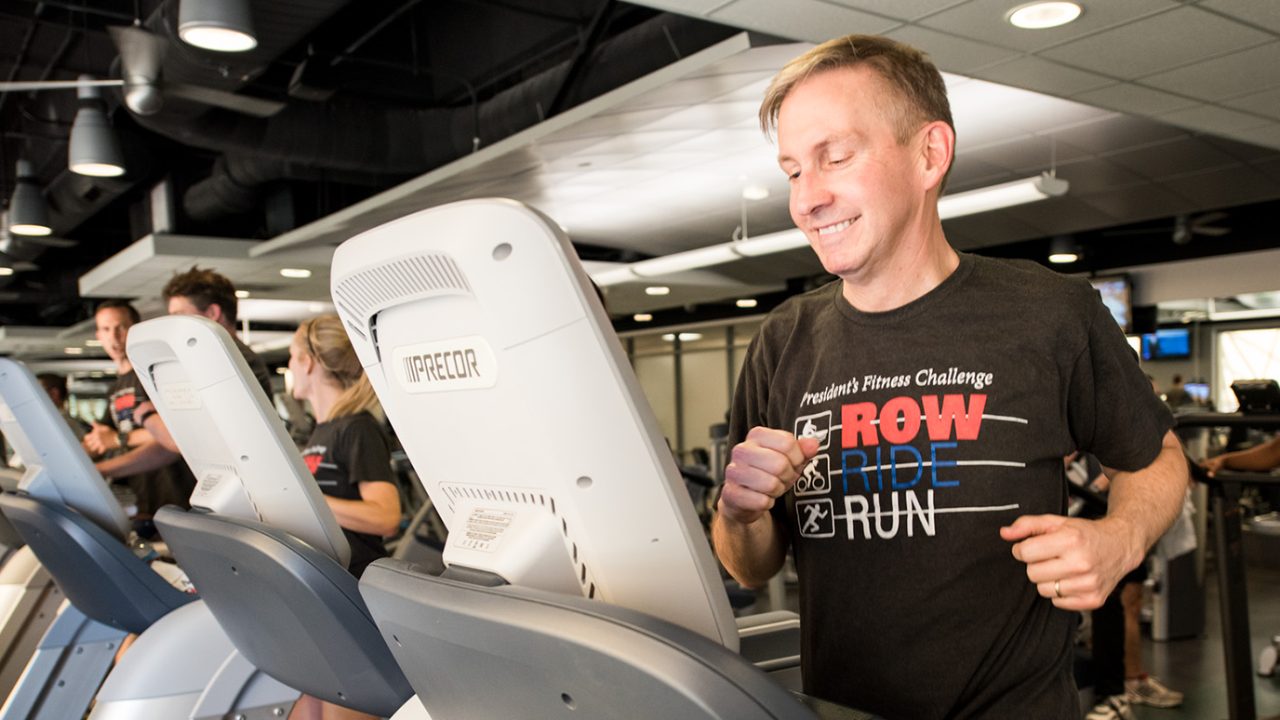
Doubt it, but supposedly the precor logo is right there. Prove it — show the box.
[393,335,498,393]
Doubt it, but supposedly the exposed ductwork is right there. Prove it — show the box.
[148,13,739,224]
[38,0,355,238]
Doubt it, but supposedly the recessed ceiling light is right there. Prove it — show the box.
[1007,1,1082,29]
[235,289,251,298]
[1048,252,1079,264]
[64,347,84,355]
[736,298,758,309]
[279,268,312,279]
[645,286,670,296]
[85,339,102,347]
[662,332,703,342]
[633,313,653,322]
[0,267,13,277]
[276,367,289,375]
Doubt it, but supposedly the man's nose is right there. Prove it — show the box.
[791,172,832,219]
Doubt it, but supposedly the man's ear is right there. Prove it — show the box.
[918,120,955,194]
[203,302,226,324]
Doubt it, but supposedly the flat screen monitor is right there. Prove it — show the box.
[1183,382,1210,404]
[0,358,129,540]
[331,199,738,651]
[1090,275,1132,333]
[1141,327,1191,361]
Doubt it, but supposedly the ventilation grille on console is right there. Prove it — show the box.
[333,253,471,340]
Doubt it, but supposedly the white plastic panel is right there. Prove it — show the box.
[331,199,737,650]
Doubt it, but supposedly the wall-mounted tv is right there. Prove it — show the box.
[1090,275,1132,333]
[1141,327,1191,361]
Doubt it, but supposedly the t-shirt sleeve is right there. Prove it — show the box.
[337,416,393,487]
[1066,294,1174,472]
[727,331,793,534]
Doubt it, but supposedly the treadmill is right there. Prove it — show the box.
[331,198,873,719]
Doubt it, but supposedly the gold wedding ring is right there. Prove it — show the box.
[1054,579,1063,599]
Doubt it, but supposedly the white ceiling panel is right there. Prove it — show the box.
[1222,87,1280,120]
[709,0,900,43]
[1140,41,1280,101]
[1199,0,1280,34]
[884,25,1020,74]
[976,55,1118,97]
[824,0,969,23]
[1158,104,1275,136]
[1072,83,1201,116]
[917,0,1179,54]
[1229,122,1280,148]
[1036,6,1272,80]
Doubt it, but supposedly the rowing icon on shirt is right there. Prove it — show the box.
[794,410,832,451]
[794,454,831,497]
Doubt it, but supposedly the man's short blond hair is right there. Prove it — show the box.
[759,34,954,147]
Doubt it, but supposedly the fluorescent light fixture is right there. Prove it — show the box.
[1007,2,1082,29]
[68,78,126,178]
[179,0,258,52]
[279,267,312,279]
[736,298,758,308]
[633,313,653,322]
[235,289,251,298]
[662,332,703,342]
[645,286,671,296]
[64,347,84,355]
[742,184,770,201]
[275,367,288,375]
[589,173,1068,287]
[938,172,1068,220]
[631,244,740,276]
[734,230,808,257]
[8,159,52,236]
[0,267,12,277]
[85,339,103,347]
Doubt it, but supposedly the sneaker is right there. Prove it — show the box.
[1125,675,1184,708]
[1085,695,1135,720]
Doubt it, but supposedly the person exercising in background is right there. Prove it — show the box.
[82,300,183,530]
[287,314,400,720]
[289,314,400,576]
[37,372,89,439]
[97,267,272,482]
[712,34,1189,719]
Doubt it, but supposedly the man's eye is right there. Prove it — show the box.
[787,170,800,181]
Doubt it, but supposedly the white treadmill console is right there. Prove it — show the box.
[126,315,350,567]
[0,358,129,540]
[331,198,738,650]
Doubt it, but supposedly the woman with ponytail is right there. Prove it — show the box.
[289,314,401,579]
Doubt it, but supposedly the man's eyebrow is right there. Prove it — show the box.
[777,137,838,166]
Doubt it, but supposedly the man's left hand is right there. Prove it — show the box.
[1000,514,1142,610]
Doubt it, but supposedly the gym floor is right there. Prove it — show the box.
[1139,561,1280,719]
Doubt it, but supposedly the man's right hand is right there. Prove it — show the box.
[83,422,120,456]
[719,427,821,525]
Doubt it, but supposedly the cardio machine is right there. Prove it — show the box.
[0,357,296,719]
[0,468,63,704]
[331,199,867,719]
[124,313,415,717]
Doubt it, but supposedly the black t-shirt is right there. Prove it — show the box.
[300,411,393,578]
[108,368,189,517]
[121,337,274,517]
[730,253,1173,720]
